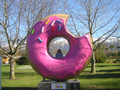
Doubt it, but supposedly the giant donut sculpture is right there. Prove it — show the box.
[26,14,93,80]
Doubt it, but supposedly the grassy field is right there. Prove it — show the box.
[79,63,120,90]
[1,62,120,90]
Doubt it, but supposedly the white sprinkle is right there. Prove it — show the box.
[51,20,55,26]
[42,27,44,33]
[79,60,82,65]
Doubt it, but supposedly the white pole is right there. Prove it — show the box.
[0,57,2,90]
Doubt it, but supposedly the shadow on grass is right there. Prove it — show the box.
[2,87,37,90]
[83,68,120,73]
[97,69,120,72]
[2,71,38,77]
[78,73,120,79]
[87,64,120,68]
[81,85,120,90]
[15,72,38,76]
[1,64,10,67]
[2,86,89,90]
[96,64,120,67]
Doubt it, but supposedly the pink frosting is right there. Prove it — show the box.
[27,16,92,79]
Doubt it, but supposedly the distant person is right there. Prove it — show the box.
[55,49,63,59]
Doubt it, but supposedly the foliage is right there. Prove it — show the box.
[20,51,27,57]
[95,45,107,63]
[107,52,119,59]
[105,52,111,57]
[109,45,115,52]
[105,47,109,51]
[16,57,29,65]
[96,53,107,63]
[112,52,118,57]
[118,52,120,56]
[116,58,120,63]
[2,61,5,64]
[109,45,115,48]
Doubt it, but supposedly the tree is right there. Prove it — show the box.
[109,45,115,52]
[104,47,109,57]
[0,0,58,79]
[62,0,120,73]
[105,47,109,51]
[95,44,107,63]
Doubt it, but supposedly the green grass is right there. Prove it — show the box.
[2,65,42,90]
[1,62,120,90]
[106,59,116,62]
[79,63,120,90]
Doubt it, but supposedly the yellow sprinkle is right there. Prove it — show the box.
[45,20,50,24]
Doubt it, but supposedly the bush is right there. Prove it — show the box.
[118,52,120,56]
[95,50,107,63]
[116,58,120,63]
[16,57,29,65]
[95,45,107,63]
[97,54,107,63]
[2,61,5,64]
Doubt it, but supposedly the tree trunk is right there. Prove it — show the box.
[9,56,15,79]
[91,51,96,73]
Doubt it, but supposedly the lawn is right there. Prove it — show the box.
[79,63,120,90]
[1,62,120,90]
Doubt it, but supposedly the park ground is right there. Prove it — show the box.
[1,59,120,90]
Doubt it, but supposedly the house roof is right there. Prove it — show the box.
[0,55,8,57]
[0,51,8,57]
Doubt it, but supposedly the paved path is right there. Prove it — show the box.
[17,66,32,69]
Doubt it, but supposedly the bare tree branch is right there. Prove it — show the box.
[62,0,120,73]
[94,23,120,51]
[93,22,120,44]
[4,0,13,53]
[93,10,120,34]
[0,0,59,79]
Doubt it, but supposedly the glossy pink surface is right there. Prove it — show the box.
[27,16,92,79]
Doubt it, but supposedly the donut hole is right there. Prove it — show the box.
[47,35,70,58]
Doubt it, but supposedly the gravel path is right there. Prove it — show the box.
[17,66,32,69]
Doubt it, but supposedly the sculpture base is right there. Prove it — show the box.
[38,80,80,90]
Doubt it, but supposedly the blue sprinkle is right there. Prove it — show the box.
[59,26,61,31]
[57,20,62,23]
[38,38,43,42]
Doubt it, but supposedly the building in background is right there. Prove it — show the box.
[0,52,9,64]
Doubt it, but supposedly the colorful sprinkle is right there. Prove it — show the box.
[38,38,43,42]
[52,26,55,32]
[45,20,50,24]
[57,20,62,23]
[79,60,82,65]
[72,38,77,44]
[51,20,55,26]
[31,29,35,34]
[59,26,61,31]
[42,27,44,33]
